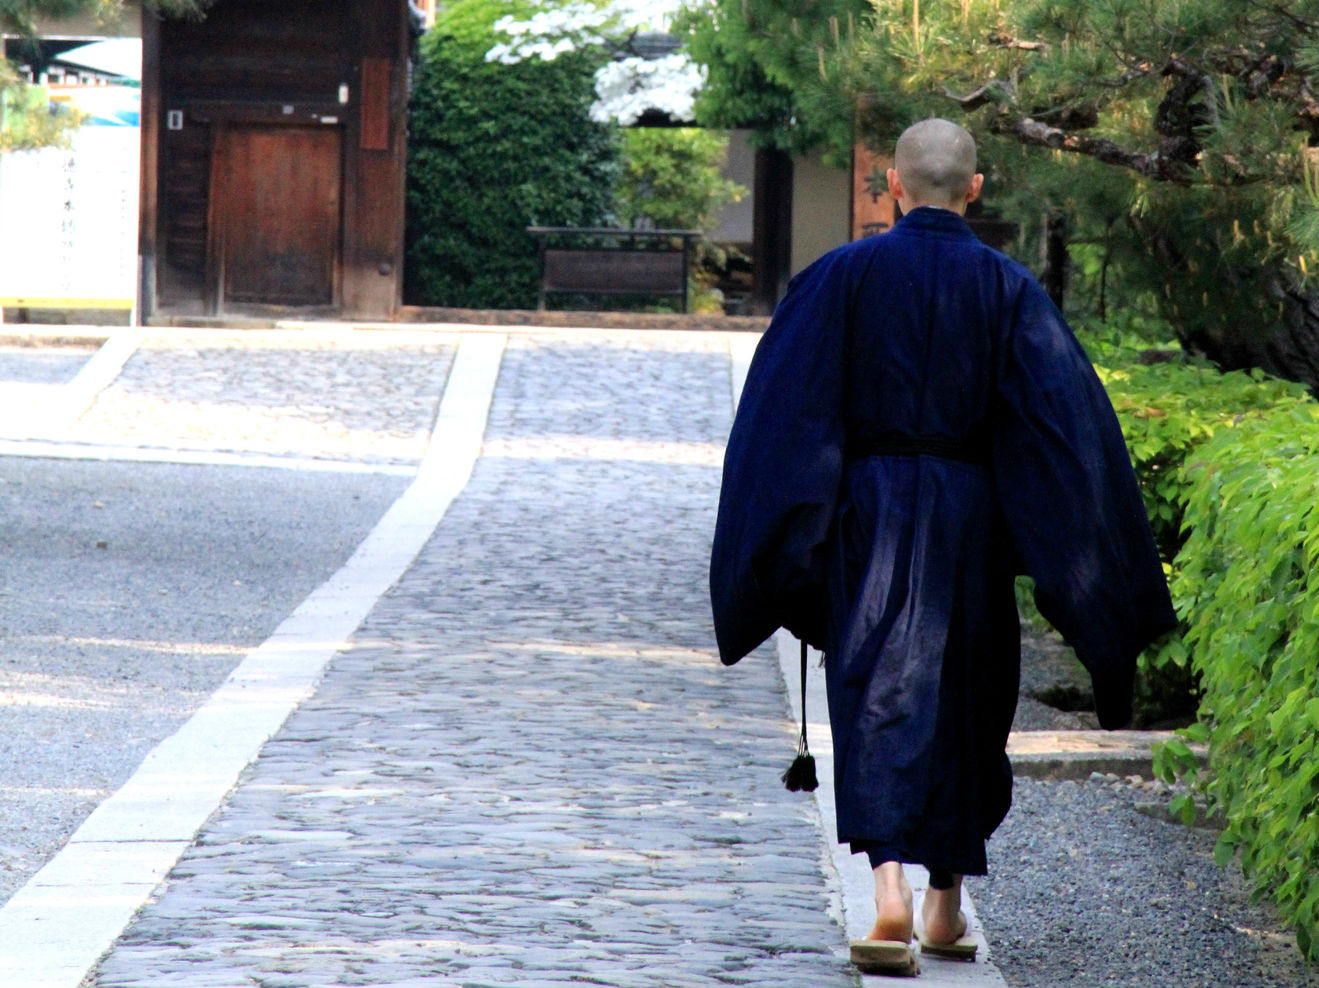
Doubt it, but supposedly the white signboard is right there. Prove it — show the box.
[0,86,140,311]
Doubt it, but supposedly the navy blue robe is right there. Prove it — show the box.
[711,207,1175,876]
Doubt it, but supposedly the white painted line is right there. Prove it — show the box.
[0,330,139,441]
[0,884,172,988]
[0,332,507,988]
[0,383,65,437]
[24,841,189,891]
[0,438,417,475]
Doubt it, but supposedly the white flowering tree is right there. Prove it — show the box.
[481,0,746,313]
[485,0,704,126]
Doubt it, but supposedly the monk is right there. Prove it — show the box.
[710,119,1175,975]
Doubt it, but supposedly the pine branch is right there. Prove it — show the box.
[988,115,1195,183]
[941,80,1012,110]
[1242,0,1319,33]
[987,32,1046,52]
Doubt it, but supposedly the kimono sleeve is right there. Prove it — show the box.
[709,253,850,665]
[993,282,1177,728]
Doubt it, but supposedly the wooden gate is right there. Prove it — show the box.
[210,125,342,308]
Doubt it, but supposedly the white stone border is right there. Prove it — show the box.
[0,439,419,475]
[64,329,144,424]
[0,332,507,988]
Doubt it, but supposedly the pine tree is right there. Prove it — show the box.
[683,0,1319,390]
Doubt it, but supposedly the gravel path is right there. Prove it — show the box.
[974,779,1318,987]
[0,344,94,385]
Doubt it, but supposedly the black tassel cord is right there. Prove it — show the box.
[782,638,818,792]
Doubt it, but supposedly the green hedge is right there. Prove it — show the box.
[1079,327,1319,959]
[404,2,618,309]
[1159,399,1319,959]
[1087,338,1309,680]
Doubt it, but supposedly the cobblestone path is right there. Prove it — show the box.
[90,332,855,987]
[70,330,457,464]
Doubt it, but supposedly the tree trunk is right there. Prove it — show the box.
[1179,275,1319,397]
[749,147,793,316]
[1140,216,1319,396]
[1041,211,1067,310]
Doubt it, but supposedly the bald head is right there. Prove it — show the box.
[889,118,981,213]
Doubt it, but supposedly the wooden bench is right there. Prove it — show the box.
[527,227,700,313]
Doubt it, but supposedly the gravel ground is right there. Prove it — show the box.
[1000,624,1315,984]
[974,776,1318,988]
[0,455,407,904]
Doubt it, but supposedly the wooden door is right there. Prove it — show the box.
[213,125,342,307]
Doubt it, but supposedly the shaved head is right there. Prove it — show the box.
[893,118,978,208]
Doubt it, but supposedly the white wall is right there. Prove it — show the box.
[708,131,852,282]
[708,128,755,244]
[791,150,850,275]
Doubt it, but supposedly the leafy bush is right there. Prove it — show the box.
[614,127,746,314]
[1156,399,1319,960]
[404,0,619,309]
[1079,323,1319,956]
[614,128,744,231]
[1090,340,1308,561]
[0,73,82,151]
[1077,324,1319,954]
[1013,327,1304,723]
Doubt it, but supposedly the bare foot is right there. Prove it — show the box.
[921,878,968,945]
[867,860,913,942]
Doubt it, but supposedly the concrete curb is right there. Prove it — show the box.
[0,328,111,348]
[1007,730,1188,781]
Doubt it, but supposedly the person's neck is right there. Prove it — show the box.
[903,200,966,216]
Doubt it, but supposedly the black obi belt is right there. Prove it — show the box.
[847,431,989,467]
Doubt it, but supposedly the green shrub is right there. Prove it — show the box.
[1095,354,1307,557]
[615,128,744,231]
[1157,399,1319,960]
[1086,325,1319,957]
[1029,321,1319,956]
[614,127,746,314]
[1081,329,1309,684]
[404,1,619,309]
[1021,325,1310,726]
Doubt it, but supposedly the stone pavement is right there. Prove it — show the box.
[82,330,859,987]
[67,330,455,464]
[2,328,455,464]
[0,324,1187,987]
